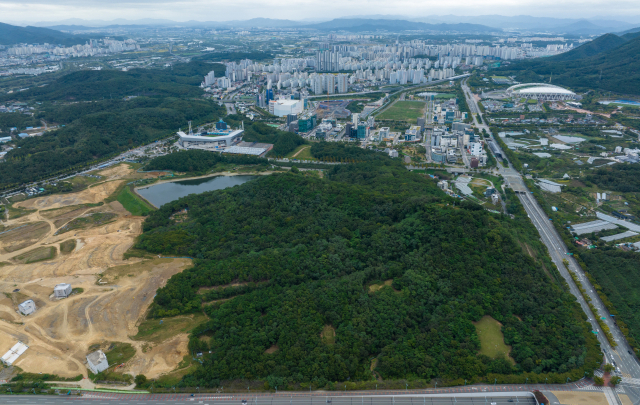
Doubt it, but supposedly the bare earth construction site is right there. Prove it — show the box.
[0,164,192,380]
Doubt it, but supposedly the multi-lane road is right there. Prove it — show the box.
[460,77,640,405]
[0,393,538,405]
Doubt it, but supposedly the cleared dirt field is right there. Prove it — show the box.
[0,164,194,379]
[16,181,123,211]
[550,391,608,405]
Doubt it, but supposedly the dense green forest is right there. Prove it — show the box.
[310,142,384,161]
[136,161,599,387]
[145,149,265,172]
[0,61,224,102]
[0,97,225,187]
[586,164,640,192]
[579,250,640,351]
[495,34,640,95]
[549,34,627,62]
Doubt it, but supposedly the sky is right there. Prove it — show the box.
[1,0,640,24]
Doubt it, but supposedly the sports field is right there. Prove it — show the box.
[377,101,426,121]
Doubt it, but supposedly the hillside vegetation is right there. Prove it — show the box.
[136,160,600,387]
[549,34,627,61]
[0,61,224,102]
[0,97,225,187]
[496,34,640,95]
[0,22,87,46]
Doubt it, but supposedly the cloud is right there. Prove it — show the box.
[0,0,639,23]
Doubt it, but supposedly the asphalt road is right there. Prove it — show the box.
[0,394,536,405]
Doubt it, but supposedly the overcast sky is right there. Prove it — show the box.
[1,0,640,24]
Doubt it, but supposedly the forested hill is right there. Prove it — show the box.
[495,34,640,95]
[0,61,225,102]
[136,162,599,387]
[0,97,226,187]
[549,33,626,61]
[0,22,86,46]
[0,60,227,187]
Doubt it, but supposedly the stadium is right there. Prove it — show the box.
[506,83,576,101]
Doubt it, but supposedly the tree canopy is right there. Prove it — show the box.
[136,162,599,387]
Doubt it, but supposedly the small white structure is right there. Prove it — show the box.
[86,350,109,374]
[18,299,36,316]
[54,283,72,298]
[1,341,29,366]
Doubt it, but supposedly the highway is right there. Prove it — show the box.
[459,77,640,405]
[0,393,537,405]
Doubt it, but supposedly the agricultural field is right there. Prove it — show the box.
[0,163,194,380]
[377,100,426,121]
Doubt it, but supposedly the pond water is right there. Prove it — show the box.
[137,175,256,207]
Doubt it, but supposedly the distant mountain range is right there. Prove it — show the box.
[497,32,640,95]
[301,19,498,33]
[27,15,640,34]
[0,22,89,45]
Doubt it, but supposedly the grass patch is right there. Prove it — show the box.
[55,212,118,235]
[13,246,56,264]
[133,313,208,344]
[117,185,154,216]
[265,345,279,354]
[5,204,36,220]
[98,258,181,284]
[377,101,426,122]
[71,287,84,295]
[473,315,515,364]
[104,342,136,367]
[321,325,336,345]
[369,279,393,293]
[0,221,50,253]
[59,239,77,254]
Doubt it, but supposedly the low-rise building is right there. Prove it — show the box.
[54,283,72,298]
[86,350,109,374]
[18,299,36,316]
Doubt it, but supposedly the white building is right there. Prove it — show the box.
[203,70,216,87]
[1,342,28,366]
[18,299,36,316]
[54,283,72,298]
[86,350,109,374]
[272,99,303,117]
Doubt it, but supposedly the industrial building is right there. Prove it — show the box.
[18,299,36,316]
[86,350,109,374]
[1,342,28,366]
[54,283,72,298]
[223,142,273,157]
[272,99,303,117]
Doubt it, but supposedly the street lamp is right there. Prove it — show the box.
[545,378,547,384]
[566,378,571,384]
[494,378,497,386]
[464,380,467,386]
[405,383,408,390]
[525,378,528,385]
